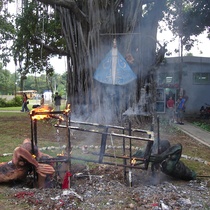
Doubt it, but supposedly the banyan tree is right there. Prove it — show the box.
[15,0,168,123]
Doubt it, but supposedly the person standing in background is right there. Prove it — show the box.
[40,94,44,106]
[176,96,186,125]
[54,92,62,111]
[20,93,30,112]
[166,96,175,124]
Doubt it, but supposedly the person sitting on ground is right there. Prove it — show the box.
[0,138,55,188]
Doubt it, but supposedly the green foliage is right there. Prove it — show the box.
[0,64,15,94]
[13,1,66,76]
[193,122,210,132]
[20,72,66,94]
[0,0,16,66]
[0,98,6,107]
[164,0,210,52]
[0,61,66,97]
[0,96,22,107]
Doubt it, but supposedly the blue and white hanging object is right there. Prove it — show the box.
[94,39,137,85]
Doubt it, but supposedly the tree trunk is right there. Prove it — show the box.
[31,0,167,123]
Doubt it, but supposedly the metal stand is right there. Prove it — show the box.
[30,108,154,188]
[30,108,71,188]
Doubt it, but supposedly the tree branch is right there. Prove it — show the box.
[31,38,69,56]
[36,0,88,23]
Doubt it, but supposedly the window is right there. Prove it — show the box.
[193,73,210,84]
[166,76,173,83]
[158,73,179,85]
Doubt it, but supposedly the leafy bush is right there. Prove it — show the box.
[193,122,210,132]
[0,98,7,107]
[0,96,22,107]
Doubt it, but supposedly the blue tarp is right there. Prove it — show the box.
[94,48,137,85]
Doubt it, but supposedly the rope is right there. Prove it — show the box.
[40,4,45,62]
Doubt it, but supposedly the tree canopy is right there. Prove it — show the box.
[0,0,16,66]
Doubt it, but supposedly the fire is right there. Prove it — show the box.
[131,158,136,166]
[30,105,54,120]
[63,104,71,115]
[30,104,71,121]
[57,151,65,157]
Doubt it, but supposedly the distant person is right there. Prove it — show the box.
[54,92,62,111]
[166,96,175,124]
[20,93,30,112]
[40,94,44,106]
[176,96,186,125]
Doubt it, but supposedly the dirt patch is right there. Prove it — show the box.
[0,163,210,210]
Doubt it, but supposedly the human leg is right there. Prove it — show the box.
[55,105,60,111]
[20,103,24,112]
[168,108,174,124]
[25,104,30,112]
[179,110,184,124]
[176,109,180,123]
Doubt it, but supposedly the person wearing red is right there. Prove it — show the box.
[166,96,175,124]
[20,93,30,112]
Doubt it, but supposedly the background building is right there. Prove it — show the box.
[157,56,210,115]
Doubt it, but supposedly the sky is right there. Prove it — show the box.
[6,56,67,74]
[157,27,210,58]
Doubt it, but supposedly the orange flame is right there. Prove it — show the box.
[30,104,71,121]
[63,104,71,115]
[30,105,54,120]
[131,158,136,166]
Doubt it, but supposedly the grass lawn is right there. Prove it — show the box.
[0,110,210,177]
[0,99,67,111]
[0,111,67,163]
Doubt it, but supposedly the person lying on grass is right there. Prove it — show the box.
[0,138,55,188]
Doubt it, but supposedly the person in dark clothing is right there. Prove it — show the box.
[54,92,62,111]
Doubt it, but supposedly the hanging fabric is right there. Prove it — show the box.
[94,39,137,85]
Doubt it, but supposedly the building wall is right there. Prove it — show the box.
[158,56,210,115]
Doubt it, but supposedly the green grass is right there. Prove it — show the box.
[0,112,66,163]
[193,121,210,132]
[0,107,21,111]
[0,99,67,111]
[1,111,210,178]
